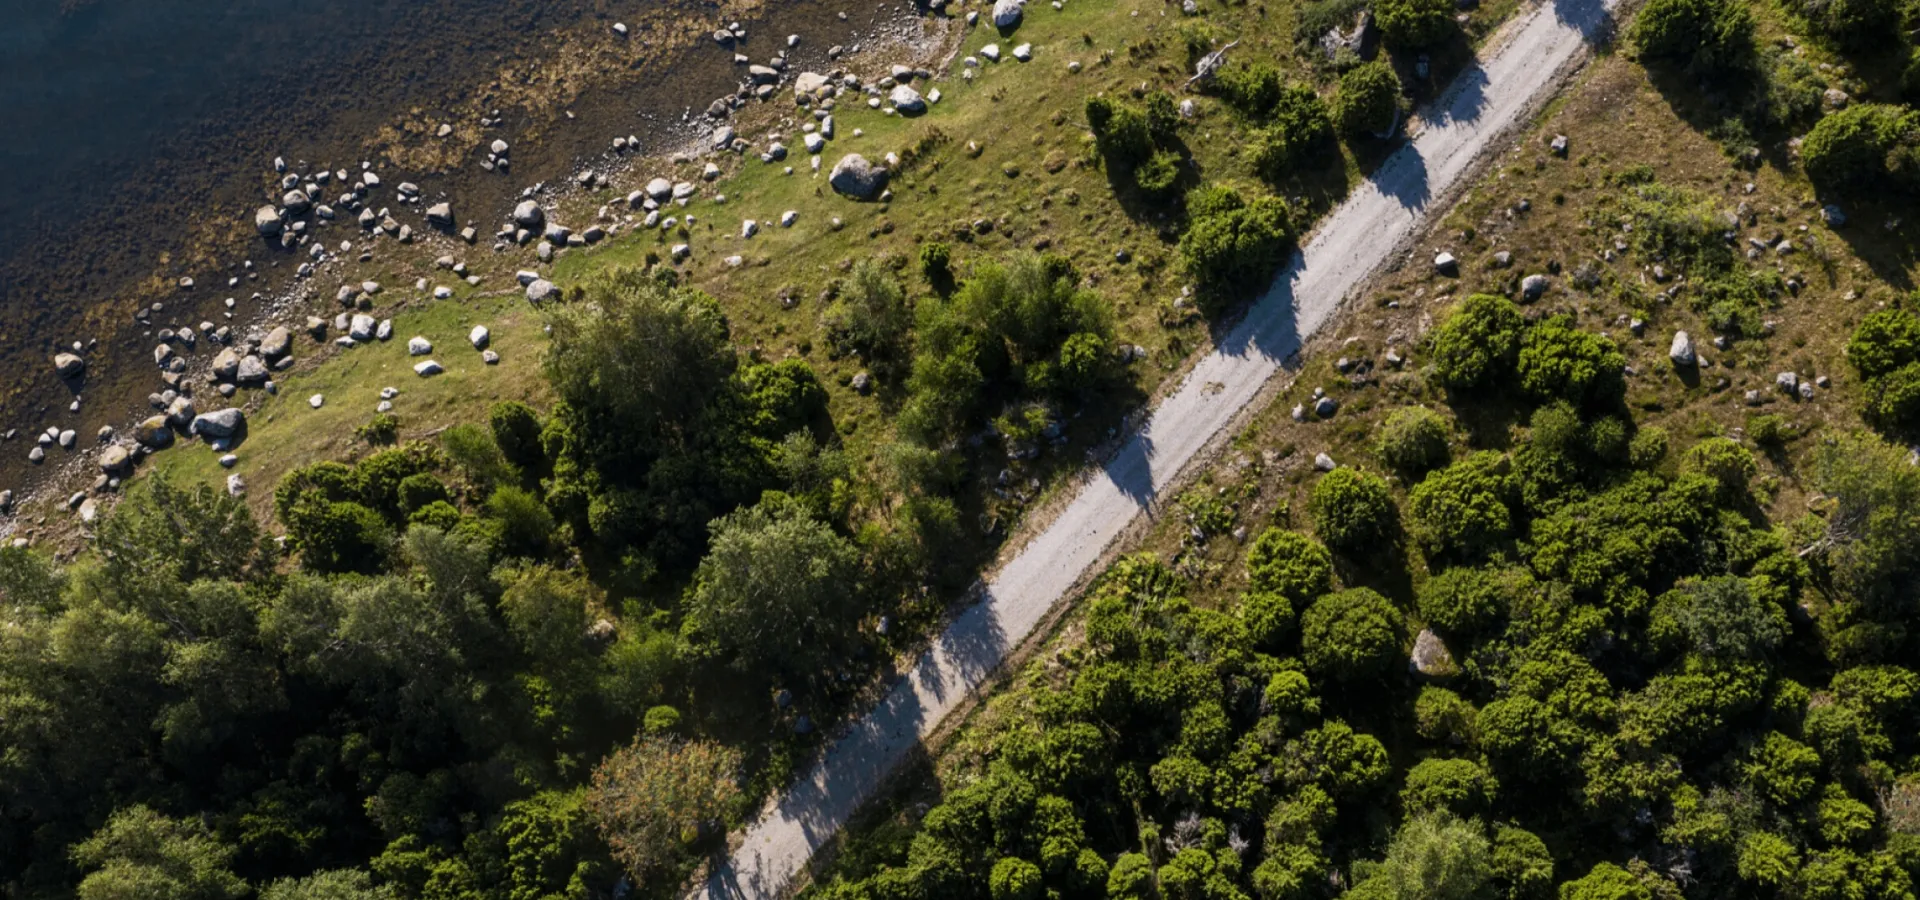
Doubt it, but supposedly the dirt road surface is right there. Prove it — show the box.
[698,0,1615,893]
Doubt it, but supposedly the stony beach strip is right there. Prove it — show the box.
[4,0,976,547]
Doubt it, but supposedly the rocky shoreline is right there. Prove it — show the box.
[3,0,967,551]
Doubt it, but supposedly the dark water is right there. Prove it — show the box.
[0,0,875,504]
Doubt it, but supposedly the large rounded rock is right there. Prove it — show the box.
[98,444,130,474]
[235,354,270,384]
[794,71,831,96]
[1669,330,1697,367]
[190,408,246,439]
[1410,628,1457,678]
[134,415,174,448]
[260,326,292,359]
[53,353,85,378]
[211,348,241,381]
[164,396,197,427]
[1519,273,1549,302]
[889,85,926,114]
[255,205,284,235]
[526,279,558,303]
[992,0,1025,28]
[512,200,545,228]
[425,202,454,226]
[829,154,889,200]
[282,190,312,214]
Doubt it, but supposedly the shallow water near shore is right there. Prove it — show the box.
[0,0,884,510]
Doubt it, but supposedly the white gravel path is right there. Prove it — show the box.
[698,0,1617,894]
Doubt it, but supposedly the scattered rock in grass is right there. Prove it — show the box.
[1669,331,1697,367]
[190,408,245,439]
[470,326,490,349]
[829,154,889,200]
[414,360,444,377]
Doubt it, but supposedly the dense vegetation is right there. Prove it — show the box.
[25,0,1920,897]
[0,248,1139,899]
[809,332,1920,900]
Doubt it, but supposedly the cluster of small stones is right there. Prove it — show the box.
[20,0,1015,532]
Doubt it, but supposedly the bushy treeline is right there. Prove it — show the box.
[809,293,1920,900]
[1629,0,1920,196]
[0,255,1135,899]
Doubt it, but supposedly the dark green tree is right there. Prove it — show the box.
[1301,588,1404,682]
[1307,468,1398,552]
[681,497,863,682]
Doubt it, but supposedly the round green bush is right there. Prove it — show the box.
[289,500,392,575]
[643,705,683,734]
[1250,85,1334,180]
[1179,188,1296,302]
[1802,104,1920,192]
[1628,426,1670,469]
[1135,149,1183,198]
[1375,406,1452,477]
[1407,452,1514,559]
[1866,362,1920,433]
[1215,60,1284,116]
[919,241,953,281]
[1374,0,1455,48]
[1333,62,1402,139]
[1400,757,1499,816]
[396,473,451,515]
[1847,309,1920,379]
[1418,565,1522,637]
[1798,0,1901,50]
[989,857,1043,900]
[1246,527,1336,600]
[408,500,464,532]
[1681,437,1757,498]
[1307,468,1398,552]
[489,400,544,469]
[1630,0,1753,69]
[1515,317,1626,406]
[1429,294,1525,391]
[1087,97,1153,164]
[1301,588,1405,681]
